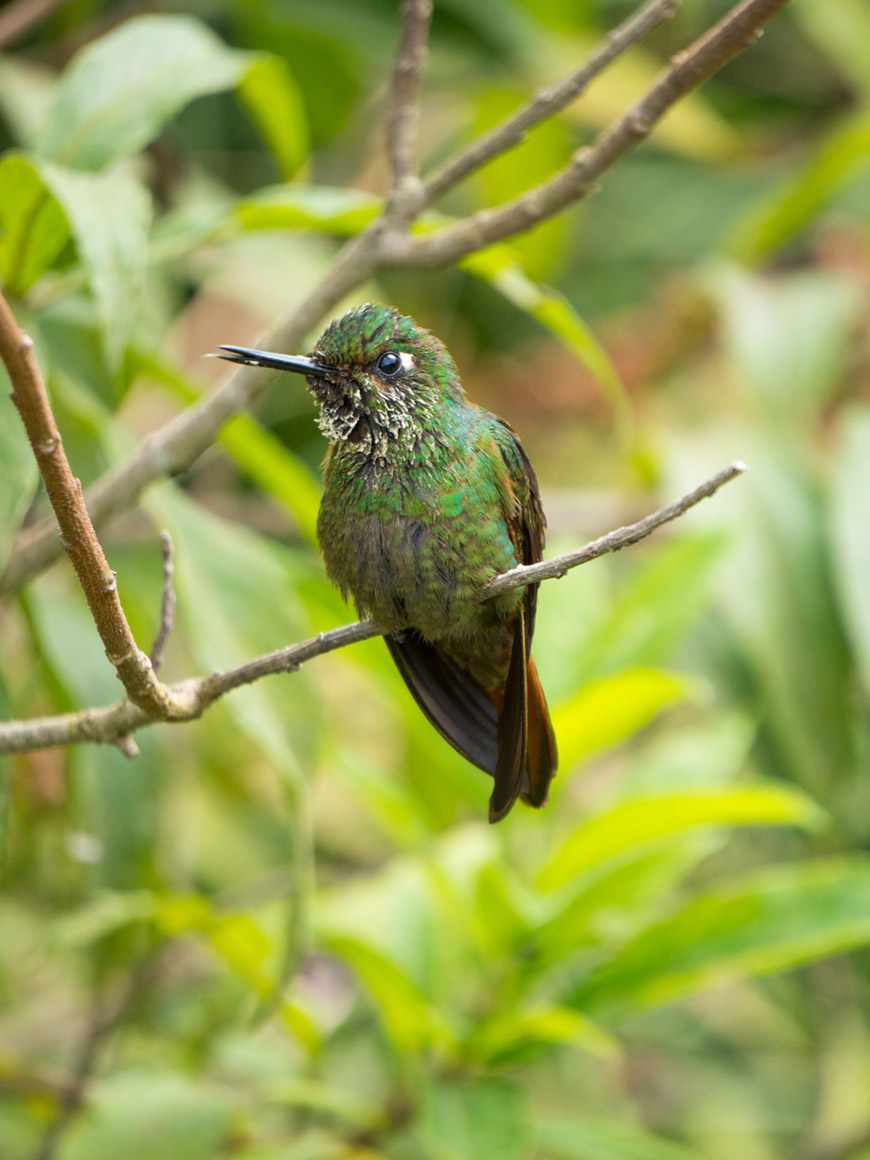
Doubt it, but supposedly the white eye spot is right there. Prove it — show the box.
[398,352,415,373]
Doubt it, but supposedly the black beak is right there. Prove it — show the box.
[216,345,332,378]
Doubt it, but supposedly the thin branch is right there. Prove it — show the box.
[0,0,788,598]
[0,462,746,757]
[481,460,747,598]
[422,0,680,204]
[0,291,194,720]
[385,0,433,208]
[149,530,176,673]
[390,0,791,267]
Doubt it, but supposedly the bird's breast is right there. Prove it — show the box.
[317,453,522,638]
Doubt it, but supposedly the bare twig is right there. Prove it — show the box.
[481,460,747,598]
[0,0,786,598]
[391,0,791,267]
[0,463,746,757]
[385,0,433,208]
[0,0,72,50]
[422,0,680,204]
[0,291,194,720]
[149,530,176,673]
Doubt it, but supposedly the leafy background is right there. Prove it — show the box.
[1,1,869,1158]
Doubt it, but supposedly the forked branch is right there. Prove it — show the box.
[0,462,747,756]
[1,0,788,597]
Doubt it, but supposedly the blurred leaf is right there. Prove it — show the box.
[0,57,57,148]
[567,533,726,686]
[56,1074,237,1160]
[537,1115,702,1160]
[420,1077,531,1160]
[553,667,691,773]
[266,1077,381,1129]
[532,842,722,971]
[791,0,870,99]
[324,935,450,1054]
[150,486,317,778]
[238,55,309,180]
[0,153,69,296]
[713,265,858,422]
[538,784,824,892]
[132,351,321,544]
[726,113,870,262]
[570,859,870,1018]
[0,383,38,565]
[236,185,381,234]
[831,407,870,698]
[37,15,251,170]
[471,85,571,279]
[37,162,152,368]
[54,891,157,947]
[468,1005,617,1066]
[461,246,630,435]
[154,894,320,1051]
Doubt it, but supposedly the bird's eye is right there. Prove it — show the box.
[377,351,402,377]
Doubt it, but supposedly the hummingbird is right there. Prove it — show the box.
[216,304,557,822]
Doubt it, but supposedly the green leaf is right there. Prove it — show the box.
[152,894,320,1052]
[324,935,450,1054]
[553,667,691,773]
[713,265,858,421]
[461,246,630,436]
[0,56,57,148]
[0,153,69,296]
[238,55,309,180]
[420,1077,532,1160]
[537,1115,702,1160]
[468,1005,617,1066]
[538,784,824,892]
[558,533,726,689]
[831,407,870,698]
[791,0,870,99]
[726,112,870,263]
[149,486,316,779]
[570,859,870,1018]
[37,14,251,170]
[37,162,151,368]
[131,351,321,545]
[236,185,382,235]
[56,1074,237,1160]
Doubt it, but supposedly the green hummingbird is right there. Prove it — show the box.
[217,304,557,822]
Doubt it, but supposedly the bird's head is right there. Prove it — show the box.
[216,303,464,449]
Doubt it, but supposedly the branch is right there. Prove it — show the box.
[391,0,791,267]
[385,0,433,208]
[422,0,679,204]
[0,462,746,757]
[0,230,381,595]
[0,0,787,598]
[149,530,176,672]
[0,291,195,721]
[481,460,747,598]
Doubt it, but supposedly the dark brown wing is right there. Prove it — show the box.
[492,419,557,814]
[384,631,499,773]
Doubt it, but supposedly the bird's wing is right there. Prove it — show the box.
[491,418,556,813]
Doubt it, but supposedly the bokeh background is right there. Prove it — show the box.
[1,1,870,1158]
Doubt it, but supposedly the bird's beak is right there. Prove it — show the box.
[215,345,332,378]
